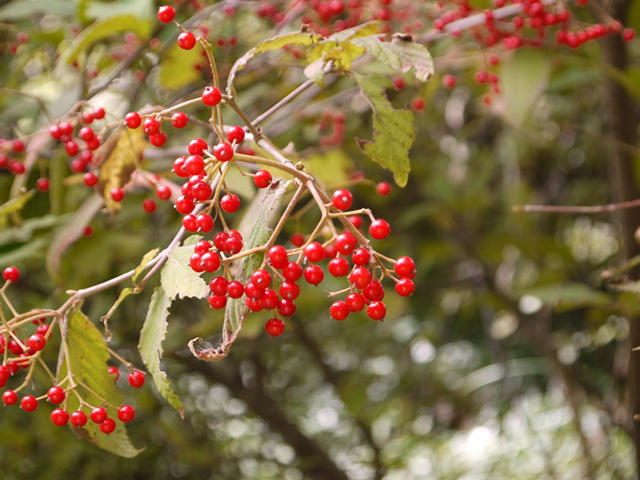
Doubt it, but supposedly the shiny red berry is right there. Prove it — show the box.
[110,187,125,202]
[124,112,141,128]
[332,189,353,210]
[369,219,390,240]
[267,245,288,269]
[202,86,222,106]
[36,177,50,191]
[330,301,349,320]
[158,5,175,23]
[108,366,120,382]
[328,257,349,277]
[128,370,145,388]
[304,242,324,262]
[90,406,107,423]
[27,333,46,352]
[3,266,20,283]
[367,301,386,321]
[254,170,272,188]
[395,278,415,296]
[171,112,188,128]
[3,390,18,406]
[51,408,69,426]
[178,31,196,50]
[265,318,285,336]
[47,386,65,404]
[117,404,136,422]
[213,142,233,162]
[220,193,240,213]
[100,417,116,434]
[394,256,416,278]
[227,126,245,144]
[304,265,324,285]
[71,410,88,426]
[376,181,391,196]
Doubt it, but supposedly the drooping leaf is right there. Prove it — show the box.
[46,194,104,282]
[354,73,414,187]
[519,283,610,310]
[158,43,204,90]
[0,190,35,229]
[160,239,208,300]
[189,180,291,361]
[98,127,146,214]
[133,248,160,283]
[138,286,183,417]
[59,14,151,65]
[352,35,434,81]
[58,309,143,457]
[226,30,321,94]
[499,49,551,126]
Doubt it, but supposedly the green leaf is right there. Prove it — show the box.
[499,50,551,126]
[189,180,291,361]
[158,43,204,91]
[520,283,610,310]
[59,14,151,65]
[0,0,75,19]
[352,35,434,81]
[59,309,143,457]
[354,73,414,187]
[133,248,160,283]
[0,190,35,228]
[226,30,321,94]
[138,287,183,416]
[86,0,153,20]
[160,239,208,300]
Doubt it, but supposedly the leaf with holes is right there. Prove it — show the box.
[354,73,414,187]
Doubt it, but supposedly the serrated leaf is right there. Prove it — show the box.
[46,194,103,282]
[189,180,291,361]
[158,43,203,90]
[133,248,160,283]
[499,50,550,126]
[58,309,143,457]
[0,190,35,229]
[226,30,321,94]
[98,128,146,214]
[160,241,208,300]
[59,14,151,65]
[352,36,434,81]
[138,286,183,416]
[520,283,610,310]
[354,73,414,187]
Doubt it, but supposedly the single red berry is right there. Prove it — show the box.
[251,269,271,288]
[128,370,145,388]
[277,298,296,317]
[330,301,349,321]
[156,184,172,200]
[363,280,385,301]
[254,170,272,188]
[125,112,141,129]
[49,125,62,140]
[83,172,98,187]
[81,111,94,125]
[393,77,405,90]
[209,276,228,295]
[65,140,79,156]
[412,97,425,111]
[79,126,95,142]
[369,219,390,240]
[188,138,208,155]
[290,233,305,247]
[12,139,24,153]
[328,257,349,277]
[622,28,635,42]
[178,31,196,50]
[90,406,107,423]
[36,177,50,192]
[94,107,105,119]
[117,404,136,423]
[142,198,157,213]
[332,189,353,210]
[27,334,46,352]
[47,386,65,404]
[220,193,240,213]
[304,242,324,262]
[376,181,391,196]
[71,410,88,426]
[443,75,457,89]
[194,240,212,255]
[267,245,288,269]
[345,292,365,312]
[394,256,416,278]
[51,408,69,426]
[351,248,370,266]
[158,5,175,23]
[227,280,244,298]
[110,187,125,202]
[108,366,120,382]
[208,294,227,309]
[143,117,160,136]
[244,281,265,299]
[3,390,18,406]
[83,225,93,236]
[175,196,195,214]
[213,142,233,162]
[149,132,167,147]
[282,262,303,281]
[227,126,245,144]
[335,232,357,255]
[100,417,116,434]
[304,265,324,285]
[196,213,214,232]
[279,281,300,300]
[265,317,285,336]
[189,253,204,272]
[202,86,222,106]
[3,266,20,283]
[171,112,188,128]
[201,251,221,272]
[349,215,363,229]
[367,301,386,321]
[349,267,372,289]
[224,235,243,254]
[395,278,415,296]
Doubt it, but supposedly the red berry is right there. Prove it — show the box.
[395,278,415,296]
[3,390,18,406]
[254,170,272,188]
[345,292,365,312]
[51,408,69,426]
[363,280,384,301]
[227,126,245,144]
[208,294,227,309]
[90,406,107,423]
[100,417,116,434]
[332,189,353,210]
[117,404,136,422]
[349,215,363,229]
[171,112,188,128]
[369,219,390,240]
[94,107,105,119]
[335,232,356,255]
[220,193,240,213]
[47,386,65,404]
[443,75,457,89]
[226,280,244,298]
[49,125,62,140]
[142,198,156,213]
[304,242,324,262]
[12,139,24,152]
[143,117,160,136]
[27,334,46,352]
[3,266,20,283]
[128,370,145,388]
[277,298,296,316]
[265,317,285,336]
[79,126,95,142]
[412,97,425,111]
[351,248,370,266]
[224,235,243,254]
[376,181,391,196]
[83,172,98,187]
[213,142,233,162]
[71,410,88,426]
[196,213,213,232]
[178,31,196,50]
[175,196,195,214]
[125,112,142,128]
[251,269,271,288]
[36,177,50,191]
[304,265,324,285]
[202,86,222,106]
[108,366,120,382]
[267,245,288,269]
[367,301,386,321]
[188,138,207,155]
[330,301,349,320]
[158,5,176,23]
[279,281,300,300]
[209,276,228,295]
[149,132,167,147]
[65,140,79,156]
[194,240,212,255]
[110,187,125,202]
[394,256,416,278]
[328,257,349,277]
[201,251,221,272]
[156,184,172,200]
[349,267,371,289]
[290,233,305,247]
[622,28,635,42]
[282,262,303,281]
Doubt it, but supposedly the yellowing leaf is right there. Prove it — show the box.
[133,248,160,283]
[158,43,203,90]
[58,309,143,457]
[352,36,434,81]
[354,73,414,187]
[98,127,146,214]
[160,239,208,300]
[139,286,183,416]
[0,190,35,229]
[305,150,353,185]
[59,14,151,65]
